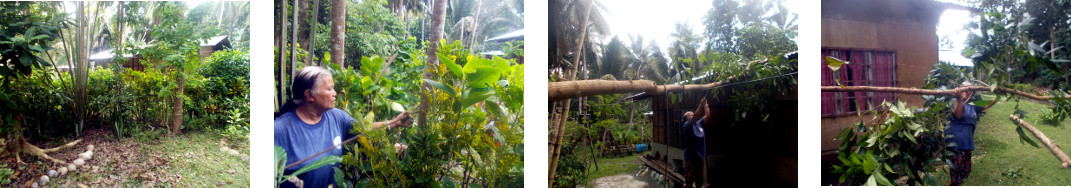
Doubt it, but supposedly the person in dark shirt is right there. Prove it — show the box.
[683,98,709,188]
[274,66,413,188]
[946,82,983,186]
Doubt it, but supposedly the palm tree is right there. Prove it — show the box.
[590,36,627,80]
[669,21,700,79]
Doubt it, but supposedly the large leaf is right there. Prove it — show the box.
[289,155,342,177]
[460,90,493,109]
[438,54,463,78]
[465,67,502,89]
[1015,125,1041,148]
[423,79,456,97]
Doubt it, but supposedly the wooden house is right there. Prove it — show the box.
[819,0,975,184]
[630,52,798,187]
[86,35,231,71]
[819,0,972,151]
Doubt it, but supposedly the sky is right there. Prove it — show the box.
[935,0,980,66]
[599,0,800,56]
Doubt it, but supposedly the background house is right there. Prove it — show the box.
[631,53,798,187]
[86,35,231,72]
[820,0,973,184]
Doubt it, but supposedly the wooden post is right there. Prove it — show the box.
[549,0,594,185]
[1009,115,1071,168]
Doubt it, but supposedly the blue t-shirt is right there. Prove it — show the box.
[682,119,707,161]
[275,108,356,188]
[946,103,982,151]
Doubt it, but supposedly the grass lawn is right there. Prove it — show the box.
[584,151,648,185]
[151,131,249,187]
[932,94,1071,185]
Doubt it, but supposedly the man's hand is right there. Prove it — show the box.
[391,111,414,128]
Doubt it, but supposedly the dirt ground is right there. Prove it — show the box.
[2,125,248,187]
[586,170,662,188]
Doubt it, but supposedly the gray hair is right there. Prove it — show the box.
[276,66,332,117]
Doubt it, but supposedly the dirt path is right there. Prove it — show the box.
[3,125,248,187]
[587,171,661,188]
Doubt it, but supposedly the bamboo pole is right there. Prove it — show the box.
[549,0,594,185]
[1009,115,1071,168]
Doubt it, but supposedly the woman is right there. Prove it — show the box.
[946,82,983,186]
[274,66,413,188]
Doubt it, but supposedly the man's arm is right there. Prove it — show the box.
[702,100,711,124]
[371,111,414,130]
[691,98,707,123]
[953,92,965,119]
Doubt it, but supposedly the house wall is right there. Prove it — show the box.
[820,0,944,152]
[648,85,798,186]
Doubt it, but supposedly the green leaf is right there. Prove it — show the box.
[19,53,31,66]
[1016,125,1041,148]
[289,154,342,177]
[466,67,501,89]
[468,183,484,188]
[391,102,405,112]
[873,169,892,186]
[460,90,493,109]
[423,79,456,97]
[439,54,463,78]
[825,56,848,71]
[865,174,877,186]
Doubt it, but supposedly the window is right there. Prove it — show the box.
[821,49,896,116]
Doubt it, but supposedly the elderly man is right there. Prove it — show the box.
[682,98,710,188]
[275,66,413,188]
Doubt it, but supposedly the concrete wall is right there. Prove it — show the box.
[820,0,943,152]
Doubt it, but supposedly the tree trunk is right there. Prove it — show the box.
[420,0,447,129]
[172,72,184,134]
[114,2,125,140]
[468,0,482,53]
[1009,115,1071,168]
[76,1,87,136]
[330,0,346,67]
[278,0,289,109]
[549,74,751,102]
[297,0,310,54]
[308,0,320,66]
[291,0,300,78]
[820,86,1066,101]
[549,0,593,185]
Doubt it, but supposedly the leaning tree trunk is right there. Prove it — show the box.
[468,0,482,52]
[1010,115,1071,168]
[549,0,593,185]
[330,0,346,67]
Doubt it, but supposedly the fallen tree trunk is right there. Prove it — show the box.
[820,86,1069,101]
[548,78,735,102]
[1009,115,1071,168]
